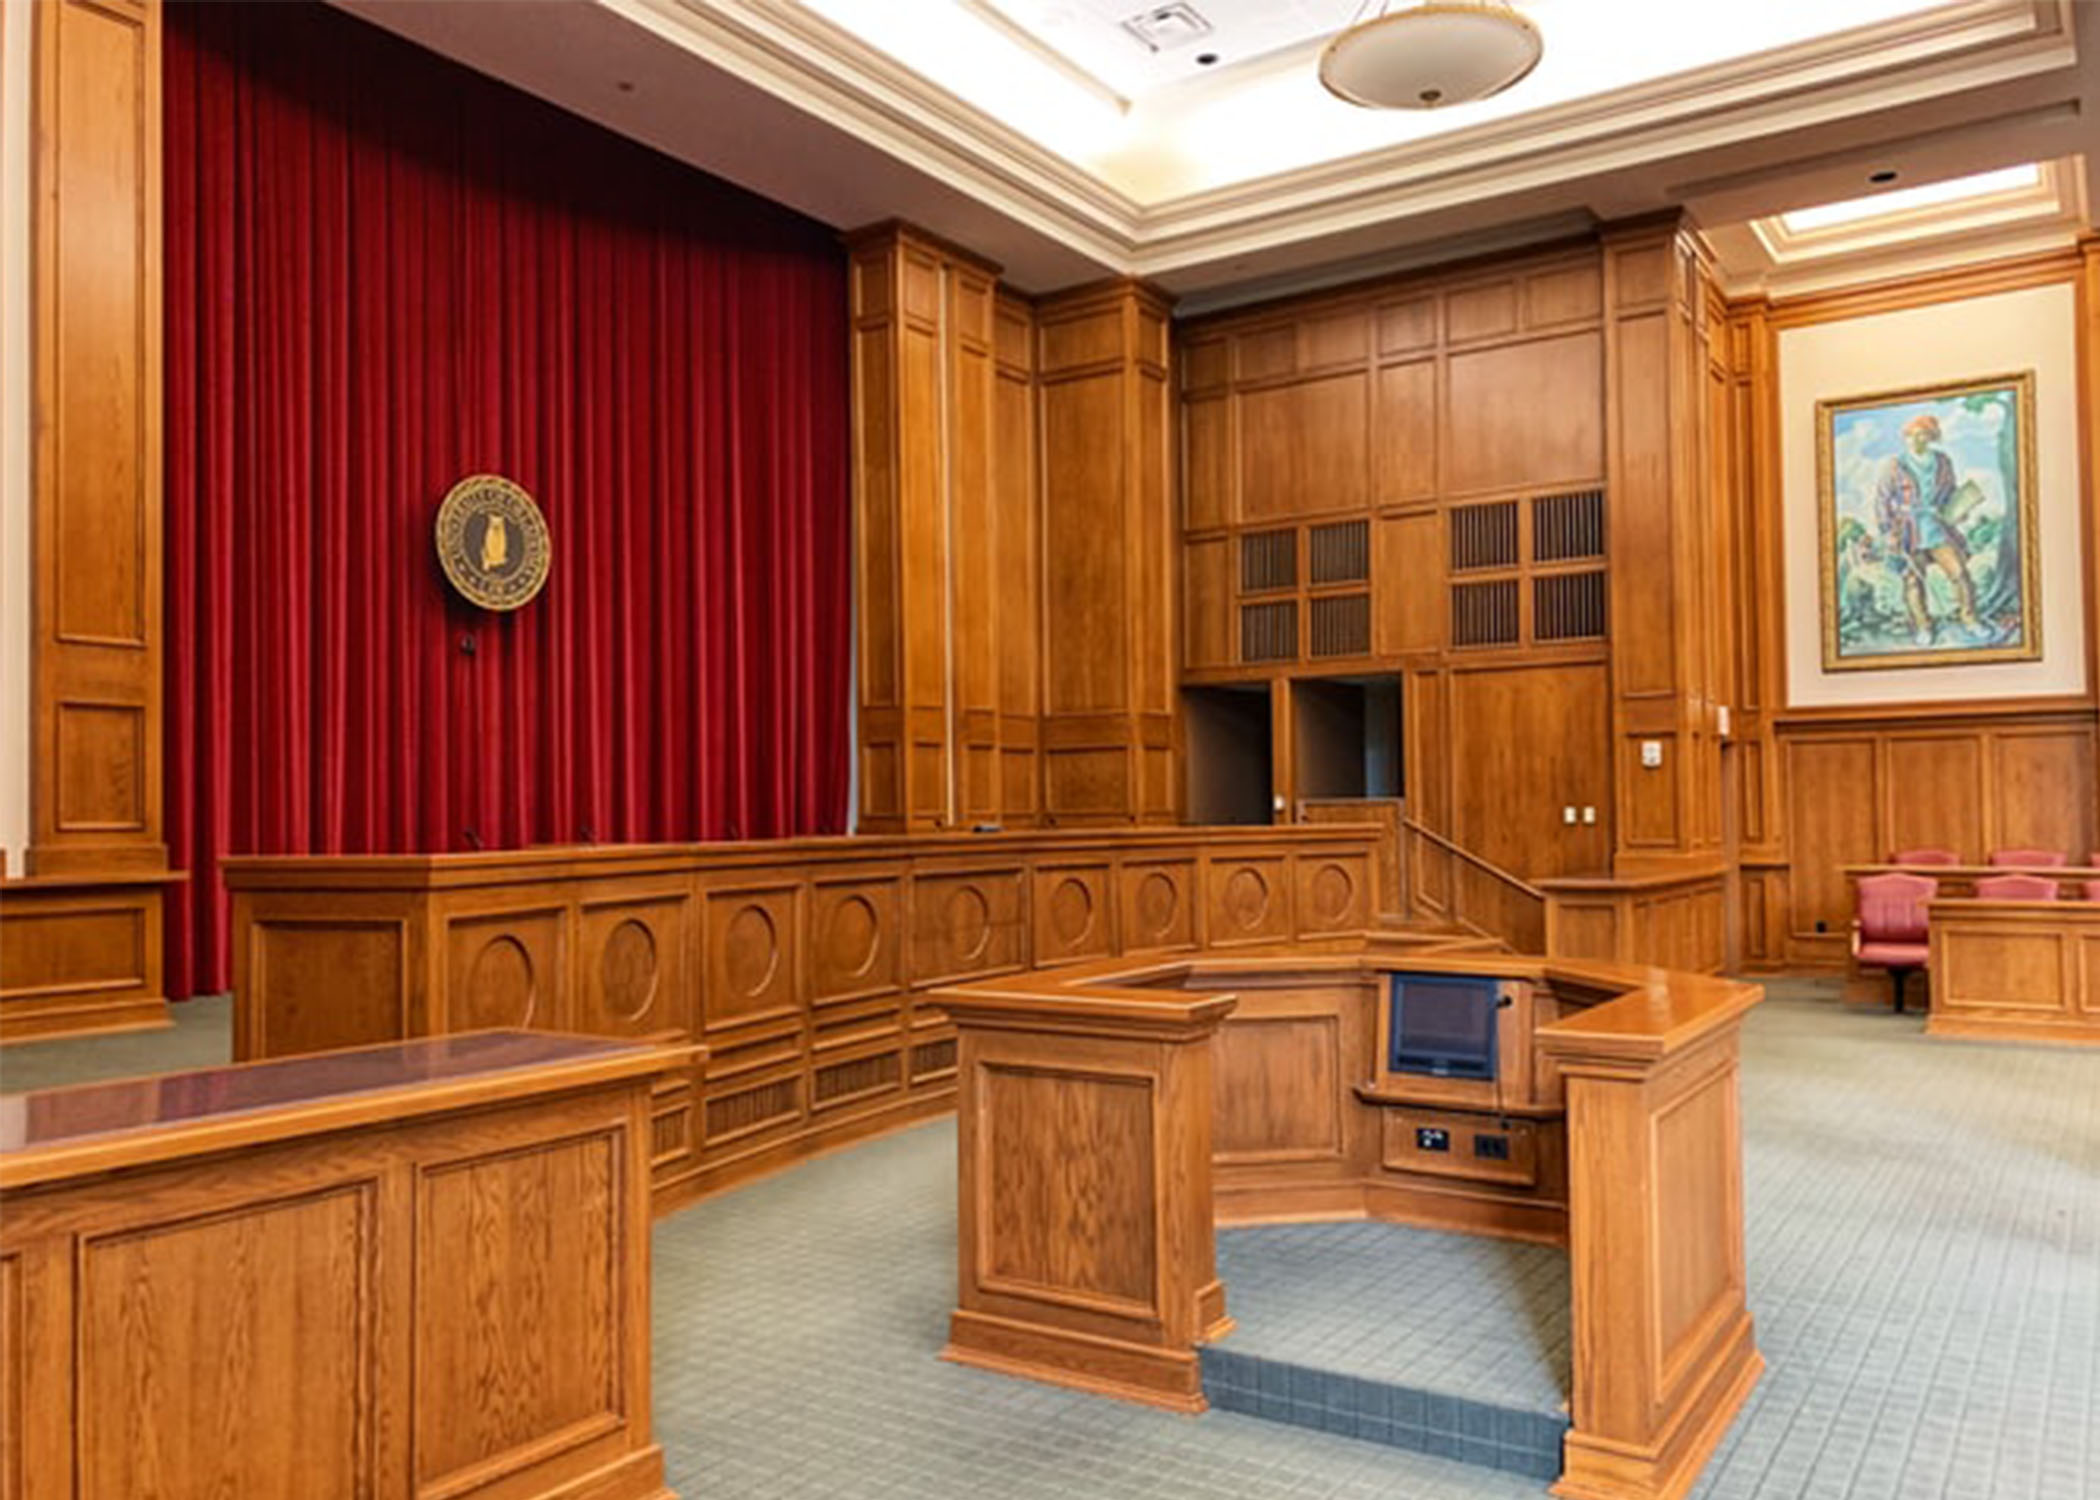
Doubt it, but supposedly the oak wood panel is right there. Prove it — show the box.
[1928,900,2100,1044]
[30,0,165,879]
[1373,359,1436,505]
[1451,663,1611,879]
[225,828,1379,1208]
[1,1036,682,1500]
[1204,855,1292,947]
[1213,1011,1343,1163]
[1239,372,1368,520]
[0,878,171,1041]
[1442,332,1603,497]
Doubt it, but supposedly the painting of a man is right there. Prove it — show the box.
[1818,372,2039,670]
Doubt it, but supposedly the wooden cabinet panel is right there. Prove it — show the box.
[1034,863,1113,964]
[1451,664,1611,880]
[1044,370,1129,713]
[251,918,407,1056]
[1295,851,1371,935]
[1205,855,1292,946]
[1214,1011,1343,1162]
[578,892,690,1038]
[1443,332,1603,496]
[913,867,1027,983]
[417,1131,625,1490]
[80,1183,375,1500]
[447,909,565,1032]
[1184,394,1230,531]
[1119,859,1196,954]
[1240,372,1369,520]
[1374,513,1440,655]
[809,874,904,1004]
[1992,729,2095,859]
[703,885,800,1032]
[1374,360,1436,505]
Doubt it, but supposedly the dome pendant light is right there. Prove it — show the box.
[1318,1,1543,110]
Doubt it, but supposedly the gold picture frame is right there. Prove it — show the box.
[1815,370,2040,672]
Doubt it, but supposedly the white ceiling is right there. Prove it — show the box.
[332,0,2098,300]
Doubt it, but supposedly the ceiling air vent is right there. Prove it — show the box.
[1121,3,1212,52]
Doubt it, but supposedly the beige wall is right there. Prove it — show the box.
[2,0,35,877]
[1778,281,2085,708]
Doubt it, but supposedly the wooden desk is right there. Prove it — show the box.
[1,1031,690,1500]
[934,936,1763,1500]
[222,826,1384,1209]
[1840,864,2100,1004]
[1926,898,2100,1046]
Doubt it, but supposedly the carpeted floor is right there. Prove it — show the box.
[7,978,2096,1499]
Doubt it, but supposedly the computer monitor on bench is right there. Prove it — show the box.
[1386,972,1501,1081]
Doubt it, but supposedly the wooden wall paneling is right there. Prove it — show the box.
[1203,852,1293,947]
[235,897,418,1060]
[1373,358,1436,505]
[576,883,692,1039]
[994,290,1042,825]
[1604,219,1724,878]
[1441,332,1603,498]
[1449,663,1611,879]
[851,238,910,828]
[910,862,1028,985]
[1782,735,1881,964]
[0,876,168,1041]
[950,266,1001,825]
[1291,848,1372,936]
[1880,735,1987,861]
[1373,511,1441,656]
[1038,281,1179,823]
[1988,725,2096,859]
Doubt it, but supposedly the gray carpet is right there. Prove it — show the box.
[7,980,2097,1498]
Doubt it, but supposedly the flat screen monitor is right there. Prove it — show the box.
[1387,972,1499,1081]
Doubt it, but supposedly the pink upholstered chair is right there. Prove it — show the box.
[1988,848,2066,867]
[1890,847,1959,866]
[1853,872,1938,1014]
[1975,873,2058,901]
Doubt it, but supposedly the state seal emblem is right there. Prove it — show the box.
[435,474,550,611]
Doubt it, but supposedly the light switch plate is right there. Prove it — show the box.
[1640,739,1663,769]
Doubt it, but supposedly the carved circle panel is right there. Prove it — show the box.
[1135,872,1180,940]
[1224,868,1271,932]
[467,936,536,1027]
[600,919,659,1022]
[723,905,781,998]
[1049,877,1095,950]
[946,886,992,964]
[826,895,882,980]
[1311,864,1357,925]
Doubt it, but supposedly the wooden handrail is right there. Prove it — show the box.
[1400,819,1546,899]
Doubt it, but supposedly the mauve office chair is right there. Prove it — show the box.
[1974,873,2059,901]
[1853,872,1937,1015]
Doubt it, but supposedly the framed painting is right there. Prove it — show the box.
[1816,371,2040,671]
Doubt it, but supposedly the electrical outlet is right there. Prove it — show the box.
[1640,739,1664,769]
[1415,1127,1450,1153]
[1581,805,1596,825]
[1473,1133,1511,1161]
[1562,806,1577,825]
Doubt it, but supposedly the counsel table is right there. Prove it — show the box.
[1,1031,691,1500]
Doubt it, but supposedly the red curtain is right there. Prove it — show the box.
[164,2,852,999]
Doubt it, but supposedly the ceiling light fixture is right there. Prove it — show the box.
[1318,1,1542,110]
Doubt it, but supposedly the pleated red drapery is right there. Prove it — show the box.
[163,3,852,999]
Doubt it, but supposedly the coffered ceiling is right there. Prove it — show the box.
[335,0,2096,301]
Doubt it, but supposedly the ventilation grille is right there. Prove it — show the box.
[1240,529,1296,592]
[814,1051,901,1105]
[1451,578,1520,648]
[1533,489,1606,562]
[1241,600,1298,662]
[911,1039,958,1079]
[1308,594,1371,658]
[1534,571,1607,641]
[705,1078,800,1141]
[1308,519,1370,585]
[1450,501,1519,571]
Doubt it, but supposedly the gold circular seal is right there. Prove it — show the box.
[435,474,550,611]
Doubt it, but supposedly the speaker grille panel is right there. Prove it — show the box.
[1450,501,1519,572]
[1308,594,1371,658]
[1240,529,1296,592]
[1534,570,1607,641]
[1308,519,1370,585]
[1533,489,1606,562]
[1241,600,1299,662]
[1451,578,1520,648]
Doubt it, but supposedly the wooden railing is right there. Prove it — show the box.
[1400,818,1546,953]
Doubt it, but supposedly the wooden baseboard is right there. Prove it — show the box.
[1925,1015,2100,1047]
[944,1309,1208,1413]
